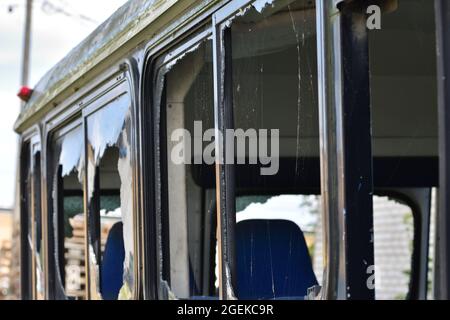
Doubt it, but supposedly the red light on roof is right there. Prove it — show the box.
[17,86,33,102]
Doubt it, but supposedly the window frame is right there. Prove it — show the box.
[81,72,140,300]
[140,0,378,301]
[211,0,377,300]
[140,0,230,301]
[435,0,450,300]
[20,127,42,300]
[212,0,330,300]
[145,27,215,300]
[45,118,83,300]
[31,139,43,300]
[316,0,375,300]
[43,65,140,300]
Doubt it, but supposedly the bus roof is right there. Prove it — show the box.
[14,0,211,133]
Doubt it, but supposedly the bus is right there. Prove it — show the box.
[13,0,450,300]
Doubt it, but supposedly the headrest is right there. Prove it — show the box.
[236,219,317,299]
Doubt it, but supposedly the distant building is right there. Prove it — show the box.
[0,208,12,299]
[0,209,12,241]
[313,196,415,300]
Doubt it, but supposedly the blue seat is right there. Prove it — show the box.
[101,222,125,300]
[236,219,318,300]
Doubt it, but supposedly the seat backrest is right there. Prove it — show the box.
[101,221,125,300]
[236,219,318,300]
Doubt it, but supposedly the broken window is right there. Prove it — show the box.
[221,0,320,299]
[154,39,218,299]
[20,142,33,300]
[31,145,44,300]
[85,92,135,300]
[50,125,85,299]
[20,138,44,300]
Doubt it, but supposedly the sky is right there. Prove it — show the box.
[0,0,128,208]
[237,195,319,232]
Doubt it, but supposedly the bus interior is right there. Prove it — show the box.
[17,0,443,300]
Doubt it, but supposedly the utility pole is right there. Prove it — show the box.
[14,0,34,300]
[21,0,33,90]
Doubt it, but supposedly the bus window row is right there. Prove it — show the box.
[20,0,439,300]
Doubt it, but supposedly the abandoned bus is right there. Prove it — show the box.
[13,0,450,300]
